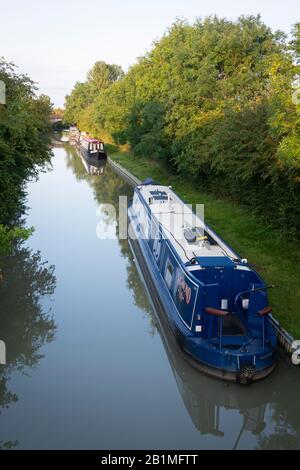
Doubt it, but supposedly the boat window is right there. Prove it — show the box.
[153,236,161,262]
[100,143,104,150]
[165,260,174,289]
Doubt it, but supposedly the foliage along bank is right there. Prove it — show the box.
[65,16,300,238]
[0,58,52,260]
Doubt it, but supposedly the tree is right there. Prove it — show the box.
[64,81,93,124]
[291,23,300,63]
[64,61,124,129]
[0,58,52,260]
[87,61,124,91]
[64,16,300,237]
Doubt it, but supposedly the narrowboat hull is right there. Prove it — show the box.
[80,145,107,161]
[128,203,276,384]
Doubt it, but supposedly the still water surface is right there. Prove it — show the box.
[0,143,300,450]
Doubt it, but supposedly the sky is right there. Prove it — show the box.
[1,0,299,107]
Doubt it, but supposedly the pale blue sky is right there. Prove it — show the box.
[1,0,299,106]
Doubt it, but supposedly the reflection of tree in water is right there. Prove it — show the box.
[93,164,155,327]
[64,144,88,182]
[0,243,57,445]
[65,147,155,329]
[0,440,19,449]
[255,362,300,450]
[257,427,299,450]
[122,239,157,336]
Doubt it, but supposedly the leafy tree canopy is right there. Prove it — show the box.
[65,16,300,236]
[0,58,52,260]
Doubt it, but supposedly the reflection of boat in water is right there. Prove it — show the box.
[78,151,106,176]
[128,181,276,384]
[131,244,300,448]
[58,129,70,143]
[156,308,268,442]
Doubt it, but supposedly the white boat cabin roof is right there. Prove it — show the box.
[135,184,240,268]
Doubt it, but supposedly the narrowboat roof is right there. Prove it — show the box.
[136,184,241,268]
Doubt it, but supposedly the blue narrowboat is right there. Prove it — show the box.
[128,181,277,384]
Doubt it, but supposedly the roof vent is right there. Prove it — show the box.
[184,227,200,243]
[150,190,168,201]
[184,227,218,245]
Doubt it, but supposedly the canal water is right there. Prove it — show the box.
[0,143,300,450]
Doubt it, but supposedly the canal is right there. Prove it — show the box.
[0,142,300,450]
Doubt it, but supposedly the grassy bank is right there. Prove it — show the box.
[107,144,300,338]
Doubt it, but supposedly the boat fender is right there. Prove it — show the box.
[291,340,300,365]
[237,363,255,385]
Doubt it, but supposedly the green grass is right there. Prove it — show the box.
[106,143,300,339]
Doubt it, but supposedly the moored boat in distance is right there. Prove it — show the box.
[128,180,277,384]
[69,126,107,161]
[80,137,107,161]
[69,126,81,144]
